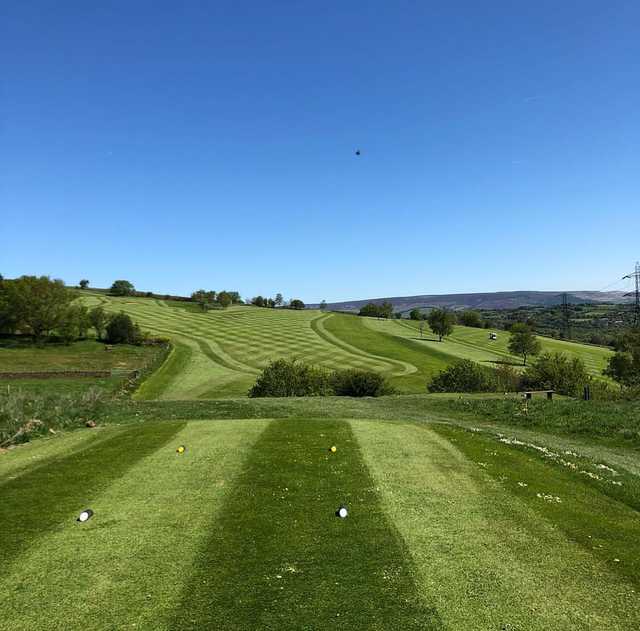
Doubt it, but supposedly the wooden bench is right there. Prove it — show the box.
[523,390,554,400]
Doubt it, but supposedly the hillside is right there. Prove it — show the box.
[80,294,613,398]
[312,290,631,312]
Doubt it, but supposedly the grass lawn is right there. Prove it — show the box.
[0,338,159,394]
[2,415,639,629]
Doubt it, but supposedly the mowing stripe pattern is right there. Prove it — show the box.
[169,418,442,630]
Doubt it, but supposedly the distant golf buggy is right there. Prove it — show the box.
[488,332,497,341]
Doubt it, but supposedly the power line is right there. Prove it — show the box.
[623,262,640,327]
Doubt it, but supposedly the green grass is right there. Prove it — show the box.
[2,414,639,629]
[76,295,615,399]
[384,318,614,377]
[0,338,159,394]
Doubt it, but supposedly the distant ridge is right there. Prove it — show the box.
[311,290,631,312]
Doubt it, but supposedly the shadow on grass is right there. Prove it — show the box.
[169,418,443,630]
[0,421,185,566]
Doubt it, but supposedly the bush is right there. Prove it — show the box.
[105,312,142,345]
[428,360,496,393]
[522,352,588,396]
[248,359,333,397]
[332,369,394,397]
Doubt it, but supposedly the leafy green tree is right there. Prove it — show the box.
[105,312,142,344]
[458,310,483,327]
[319,300,327,311]
[274,293,284,307]
[409,308,422,321]
[359,303,380,317]
[251,295,266,307]
[79,279,89,289]
[89,306,108,340]
[110,280,135,296]
[379,301,393,319]
[217,291,233,308]
[604,333,640,387]
[68,305,91,338]
[508,323,541,365]
[4,276,73,340]
[419,320,426,338]
[427,308,455,342]
[289,299,305,310]
[57,316,79,345]
[524,352,588,396]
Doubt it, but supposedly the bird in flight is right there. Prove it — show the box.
[355,149,361,156]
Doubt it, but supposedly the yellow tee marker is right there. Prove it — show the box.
[176,445,186,454]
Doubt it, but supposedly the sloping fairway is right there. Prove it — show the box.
[81,295,415,399]
[2,417,639,629]
[365,317,613,377]
[80,295,612,398]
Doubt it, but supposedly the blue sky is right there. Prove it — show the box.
[2,1,639,302]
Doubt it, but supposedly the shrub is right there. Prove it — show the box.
[248,359,333,397]
[523,352,588,396]
[428,360,496,393]
[494,362,521,392]
[105,312,142,345]
[332,369,394,397]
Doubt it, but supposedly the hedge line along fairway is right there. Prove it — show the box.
[2,416,639,629]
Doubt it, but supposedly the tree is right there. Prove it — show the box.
[275,293,284,307]
[319,300,327,311]
[105,312,142,344]
[419,320,426,338]
[110,280,135,296]
[68,305,91,338]
[289,299,305,310]
[79,279,89,290]
[427,308,455,342]
[251,295,266,307]
[267,298,276,308]
[508,323,541,365]
[379,301,393,319]
[89,306,108,340]
[192,289,215,311]
[604,332,640,387]
[359,303,380,317]
[458,310,483,328]
[409,308,422,321]
[524,352,588,396]
[217,291,233,308]
[4,276,74,340]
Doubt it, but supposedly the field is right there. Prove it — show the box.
[2,413,640,630]
[2,297,635,629]
[0,337,159,395]
[80,295,614,398]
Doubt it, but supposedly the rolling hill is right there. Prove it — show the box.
[311,290,631,312]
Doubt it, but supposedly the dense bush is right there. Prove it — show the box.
[249,360,394,398]
[428,360,496,393]
[248,359,333,397]
[522,352,589,396]
[105,312,143,345]
[359,302,393,318]
[332,369,394,397]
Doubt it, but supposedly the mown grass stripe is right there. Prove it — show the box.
[169,418,442,630]
[352,420,640,630]
[0,421,185,566]
[0,419,268,631]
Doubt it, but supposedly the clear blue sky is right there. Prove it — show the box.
[2,1,639,302]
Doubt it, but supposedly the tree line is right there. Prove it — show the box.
[0,275,142,345]
[250,294,305,310]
